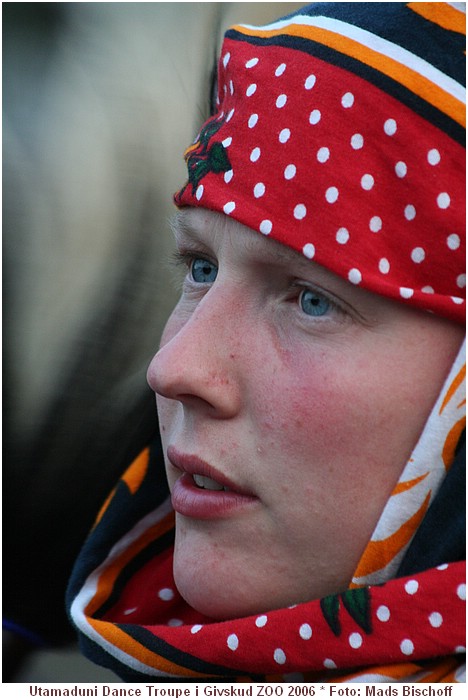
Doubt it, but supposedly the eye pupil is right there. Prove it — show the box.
[300,289,330,317]
[191,258,218,283]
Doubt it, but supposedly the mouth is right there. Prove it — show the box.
[192,474,231,492]
[167,446,257,519]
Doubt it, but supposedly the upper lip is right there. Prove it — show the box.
[167,445,253,496]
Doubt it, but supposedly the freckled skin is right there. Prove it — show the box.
[147,208,464,620]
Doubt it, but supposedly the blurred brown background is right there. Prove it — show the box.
[3,1,304,683]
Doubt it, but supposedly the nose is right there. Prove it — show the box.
[147,289,243,418]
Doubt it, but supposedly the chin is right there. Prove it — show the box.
[172,529,278,620]
[173,556,262,620]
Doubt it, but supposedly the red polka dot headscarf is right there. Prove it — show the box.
[175,2,466,323]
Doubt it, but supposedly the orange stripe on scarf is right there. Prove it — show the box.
[233,23,465,127]
[351,493,430,582]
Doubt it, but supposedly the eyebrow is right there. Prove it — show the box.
[170,209,305,268]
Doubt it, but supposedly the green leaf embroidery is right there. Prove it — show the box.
[320,594,341,636]
[208,142,231,173]
[341,588,372,634]
[320,588,372,637]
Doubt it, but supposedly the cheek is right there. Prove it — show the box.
[254,347,401,489]
[256,352,349,455]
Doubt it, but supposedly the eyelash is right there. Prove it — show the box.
[288,282,343,319]
[171,250,215,278]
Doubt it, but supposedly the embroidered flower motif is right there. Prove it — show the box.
[176,115,232,200]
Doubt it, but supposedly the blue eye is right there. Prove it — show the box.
[299,289,330,317]
[191,258,218,284]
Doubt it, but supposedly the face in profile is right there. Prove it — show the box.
[147,207,464,620]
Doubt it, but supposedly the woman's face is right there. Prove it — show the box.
[147,207,463,620]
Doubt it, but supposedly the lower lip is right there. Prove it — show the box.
[171,472,258,520]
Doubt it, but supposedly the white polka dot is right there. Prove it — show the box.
[411,247,425,263]
[447,233,460,250]
[336,228,350,244]
[428,148,441,165]
[223,201,236,215]
[284,164,296,180]
[456,274,466,288]
[400,287,414,299]
[341,92,354,108]
[349,632,363,649]
[326,186,339,203]
[279,128,291,143]
[222,136,232,148]
[323,659,337,669]
[276,94,287,108]
[254,182,265,198]
[309,109,321,125]
[260,220,272,235]
[317,147,330,163]
[370,216,382,232]
[294,204,307,220]
[379,258,390,274]
[305,74,316,90]
[246,57,259,68]
[451,296,464,305]
[168,618,183,627]
[376,605,390,622]
[123,607,138,615]
[158,588,174,601]
[437,192,451,209]
[229,80,234,96]
[224,169,233,184]
[250,147,261,162]
[351,133,364,149]
[405,580,419,594]
[404,204,416,221]
[303,243,315,259]
[299,623,312,640]
[361,174,374,190]
[255,615,268,628]
[248,113,258,128]
[223,52,230,68]
[226,108,235,123]
[395,161,407,178]
[246,83,257,97]
[437,563,449,570]
[401,639,414,656]
[227,633,239,651]
[348,268,362,285]
[429,612,443,628]
[457,583,466,600]
[275,63,287,77]
[196,184,204,201]
[274,648,287,665]
[384,118,397,135]
[191,624,203,634]
[422,286,435,294]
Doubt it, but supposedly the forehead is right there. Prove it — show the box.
[172,207,318,271]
